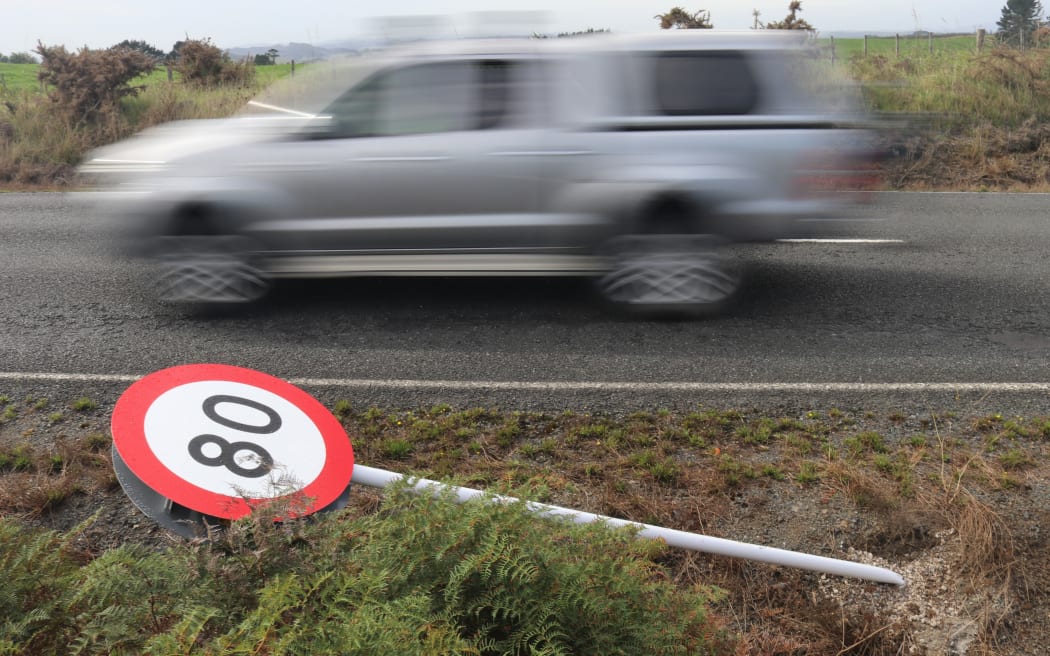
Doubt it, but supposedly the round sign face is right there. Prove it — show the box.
[112,364,353,519]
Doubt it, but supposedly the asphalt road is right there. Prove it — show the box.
[2,191,1049,414]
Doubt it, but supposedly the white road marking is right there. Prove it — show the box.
[777,239,906,244]
[1,372,1049,393]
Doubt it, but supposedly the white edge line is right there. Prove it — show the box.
[777,239,905,244]
[1,372,1049,393]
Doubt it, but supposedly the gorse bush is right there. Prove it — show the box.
[0,483,728,655]
[34,42,155,130]
[175,38,254,88]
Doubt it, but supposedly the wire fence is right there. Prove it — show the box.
[819,29,993,63]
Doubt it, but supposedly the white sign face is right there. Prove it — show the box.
[143,381,326,499]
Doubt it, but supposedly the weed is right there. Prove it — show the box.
[332,399,352,419]
[575,423,608,439]
[844,431,889,457]
[999,448,1032,470]
[379,439,413,460]
[716,455,755,487]
[760,464,785,480]
[408,419,442,441]
[1038,420,1050,438]
[496,420,523,448]
[648,458,681,484]
[632,431,656,447]
[2,444,34,472]
[454,426,476,441]
[784,433,814,455]
[796,461,821,484]
[71,396,97,412]
[736,418,776,445]
[972,413,1004,432]
[775,417,807,432]
[47,411,63,424]
[82,433,111,451]
[1,405,15,422]
[1000,420,1029,439]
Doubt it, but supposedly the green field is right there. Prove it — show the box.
[0,63,40,93]
[820,33,983,60]
[0,61,298,95]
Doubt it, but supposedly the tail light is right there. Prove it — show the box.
[793,148,883,203]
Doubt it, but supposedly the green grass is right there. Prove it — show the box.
[820,34,982,60]
[0,63,39,93]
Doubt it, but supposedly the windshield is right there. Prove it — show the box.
[237,54,388,118]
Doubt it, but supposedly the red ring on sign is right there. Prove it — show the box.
[112,364,353,519]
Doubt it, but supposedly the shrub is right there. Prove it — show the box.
[0,485,728,654]
[34,42,155,130]
[175,38,254,87]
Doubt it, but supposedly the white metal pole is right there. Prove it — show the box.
[351,464,904,586]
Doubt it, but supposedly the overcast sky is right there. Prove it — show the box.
[4,1,1002,55]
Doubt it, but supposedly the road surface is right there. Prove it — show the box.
[1,191,1048,414]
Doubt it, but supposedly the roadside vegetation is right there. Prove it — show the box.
[0,38,293,187]
[4,27,1050,190]
[3,393,1050,653]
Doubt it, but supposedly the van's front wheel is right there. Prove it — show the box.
[151,235,270,305]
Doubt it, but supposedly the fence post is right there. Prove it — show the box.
[291,60,296,76]
[977,28,985,52]
[829,35,836,64]
[166,63,173,82]
[928,31,933,54]
[895,33,900,57]
[863,34,868,56]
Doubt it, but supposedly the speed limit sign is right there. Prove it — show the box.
[112,364,353,533]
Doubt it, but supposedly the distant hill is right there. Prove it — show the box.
[226,41,373,62]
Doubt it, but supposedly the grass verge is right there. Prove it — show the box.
[2,395,1049,653]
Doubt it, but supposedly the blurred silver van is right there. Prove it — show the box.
[83,31,878,316]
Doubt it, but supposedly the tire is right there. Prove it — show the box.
[596,234,741,318]
[151,235,270,305]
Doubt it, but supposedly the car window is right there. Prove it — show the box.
[320,59,524,139]
[650,51,759,116]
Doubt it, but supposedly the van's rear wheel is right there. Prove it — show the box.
[152,236,270,305]
[597,235,740,317]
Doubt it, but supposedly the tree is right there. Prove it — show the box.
[113,39,165,63]
[7,51,37,64]
[655,7,713,29]
[253,48,279,66]
[997,0,1045,47]
[167,40,187,63]
[766,1,814,30]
